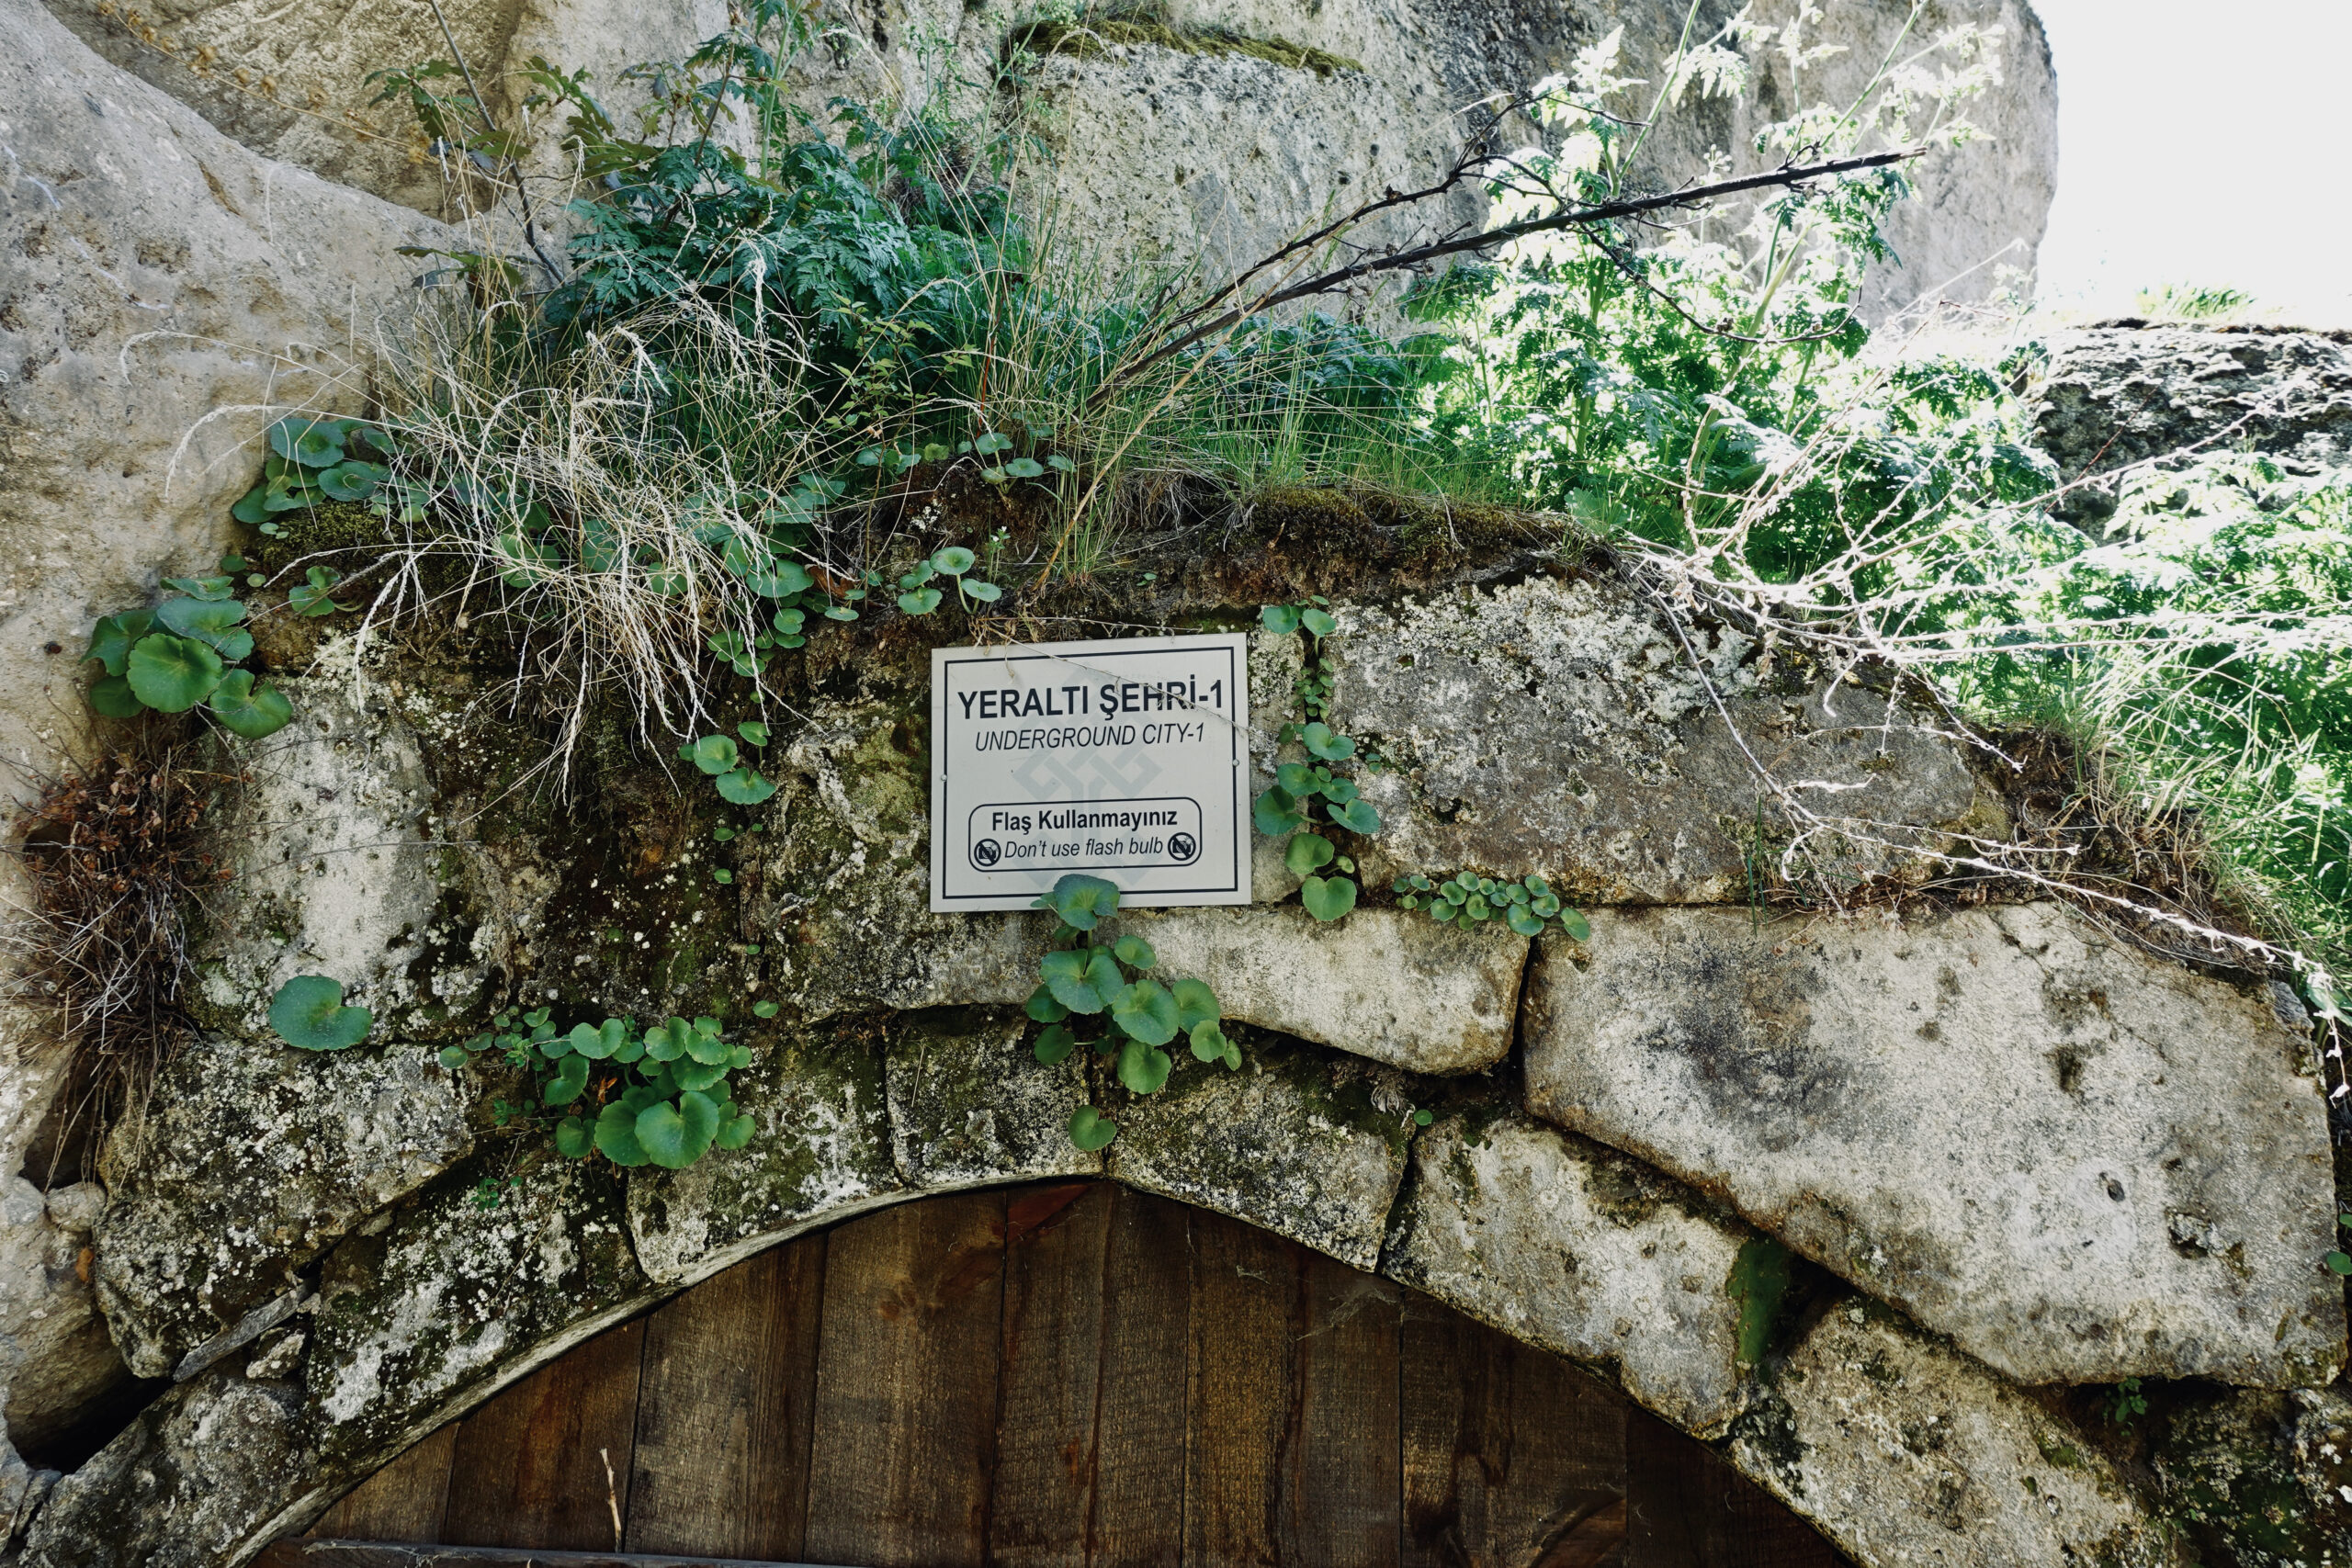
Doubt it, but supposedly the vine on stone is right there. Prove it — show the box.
[1254,601,1382,920]
[1025,873,1232,1151]
[445,1009,757,1171]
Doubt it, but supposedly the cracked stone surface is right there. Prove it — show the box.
[1325,576,1995,904]
[1730,1304,2173,1567]
[1523,901,2346,1387]
[1105,1036,1414,1270]
[627,1026,905,1287]
[884,1009,1102,1190]
[95,1035,472,1381]
[308,1157,649,1468]
[1381,1111,1756,1437]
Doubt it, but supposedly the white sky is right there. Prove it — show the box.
[2029,0,2352,326]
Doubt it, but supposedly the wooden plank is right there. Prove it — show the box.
[1084,1187,1192,1568]
[801,1189,1008,1568]
[626,1234,828,1561]
[989,1182,1111,1568]
[310,1423,458,1542]
[262,1543,830,1568]
[1623,1405,1837,1568]
[1279,1249,1402,1568]
[1183,1209,1301,1568]
[1400,1292,1627,1568]
[441,1319,648,1551]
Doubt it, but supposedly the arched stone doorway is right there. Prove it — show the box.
[267,1182,1842,1568]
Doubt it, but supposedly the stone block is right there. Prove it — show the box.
[308,1156,648,1467]
[885,1010,1102,1190]
[1523,902,2346,1387]
[1105,1036,1414,1270]
[1731,1304,2171,1568]
[1116,906,1526,1075]
[1326,577,1991,904]
[1382,1112,1758,1437]
[95,1034,472,1380]
[627,1025,905,1286]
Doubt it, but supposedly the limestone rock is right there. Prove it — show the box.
[308,1156,648,1466]
[1730,1304,2171,1567]
[627,1026,903,1286]
[18,1369,314,1568]
[2033,326,2352,533]
[0,0,446,807]
[1381,1113,1757,1437]
[1105,1036,1413,1270]
[96,1033,472,1380]
[191,673,464,1039]
[1116,906,1527,1075]
[0,1180,129,1458]
[1326,576,1990,903]
[885,1009,1100,1190]
[1522,902,2345,1387]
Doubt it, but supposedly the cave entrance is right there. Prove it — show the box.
[266,1181,1841,1567]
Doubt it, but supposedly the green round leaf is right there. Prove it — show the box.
[749,561,817,599]
[899,587,943,615]
[1068,1105,1118,1152]
[1033,1024,1077,1065]
[554,1116,594,1158]
[1024,982,1071,1023]
[2329,1251,2352,1278]
[1507,903,1545,937]
[717,1112,756,1151]
[1558,908,1593,942]
[1004,457,1046,479]
[1171,976,1220,1032]
[972,433,1012,455]
[1300,722,1355,761]
[232,485,272,525]
[1283,832,1335,876]
[1259,604,1302,635]
[85,609,156,677]
[1413,1108,1435,1127]
[1252,786,1306,838]
[437,1044,471,1071]
[269,417,345,467]
[1115,1036,1173,1095]
[1112,933,1157,970]
[716,766,777,806]
[1464,894,1492,921]
[1110,978,1181,1047]
[1299,606,1339,637]
[689,734,739,775]
[90,676,145,718]
[1331,798,1384,836]
[594,1100,650,1166]
[931,546,977,576]
[1039,874,1120,931]
[962,579,1003,604]
[1187,1020,1228,1064]
[1041,949,1123,1014]
[1300,874,1359,923]
[542,1052,591,1107]
[267,974,373,1051]
[127,634,225,712]
[207,670,294,739]
[318,461,388,502]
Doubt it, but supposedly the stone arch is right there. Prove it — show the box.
[280,1179,1842,1565]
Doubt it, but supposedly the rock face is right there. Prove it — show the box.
[1105,1038,1414,1271]
[1382,1113,1759,1438]
[94,1034,472,1380]
[1522,902,2345,1387]
[1328,577,1993,903]
[190,673,459,1040]
[1731,1303,2174,1568]
[883,1010,1101,1190]
[2034,325,2352,532]
[0,1180,123,1458]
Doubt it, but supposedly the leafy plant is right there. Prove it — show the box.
[268,974,374,1051]
[231,416,398,535]
[1023,874,1232,1149]
[896,544,1002,615]
[1254,602,1380,919]
[443,1007,756,1171]
[2105,1377,2149,1427]
[678,721,778,807]
[85,572,293,738]
[1397,872,1591,940]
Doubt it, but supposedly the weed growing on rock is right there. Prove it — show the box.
[447,1008,755,1171]
[1023,873,1230,1149]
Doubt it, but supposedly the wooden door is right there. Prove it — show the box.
[275,1182,1842,1568]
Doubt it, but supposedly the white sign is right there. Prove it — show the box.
[929,634,1251,912]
